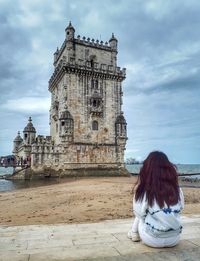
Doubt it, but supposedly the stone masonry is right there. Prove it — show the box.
[12,22,128,177]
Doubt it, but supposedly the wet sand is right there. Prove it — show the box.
[0,176,199,226]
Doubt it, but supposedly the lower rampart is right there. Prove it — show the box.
[8,166,130,180]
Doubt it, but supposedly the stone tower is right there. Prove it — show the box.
[13,131,23,156]
[12,117,37,161]
[23,117,36,145]
[46,22,128,175]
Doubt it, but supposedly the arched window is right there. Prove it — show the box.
[92,121,98,130]
[94,80,98,89]
[91,79,98,89]
[93,99,97,107]
[91,79,94,88]
[91,59,94,68]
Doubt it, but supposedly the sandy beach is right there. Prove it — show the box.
[0,176,199,226]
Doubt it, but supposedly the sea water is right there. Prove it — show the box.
[126,164,200,175]
[0,164,200,192]
[0,167,13,176]
[0,167,73,192]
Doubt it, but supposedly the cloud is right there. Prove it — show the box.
[0,0,199,163]
[144,1,179,21]
[1,97,50,114]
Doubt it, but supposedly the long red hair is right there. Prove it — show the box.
[135,151,180,208]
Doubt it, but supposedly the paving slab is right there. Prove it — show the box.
[0,214,200,261]
[28,245,120,261]
[0,254,29,261]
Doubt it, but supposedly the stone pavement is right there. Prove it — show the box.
[0,215,200,261]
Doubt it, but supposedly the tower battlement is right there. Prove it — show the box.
[54,34,118,65]
[49,57,126,90]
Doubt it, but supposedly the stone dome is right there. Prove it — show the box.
[23,117,36,133]
[14,131,23,142]
[116,113,126,124]
[109,33,118,43]
[65,21,75,32]
[59,110,73,120]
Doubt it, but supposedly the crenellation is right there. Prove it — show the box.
[54,31,118,68]
[74,37,112,50]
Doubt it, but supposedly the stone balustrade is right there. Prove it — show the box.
[49,58,126,88]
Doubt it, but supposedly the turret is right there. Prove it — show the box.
[59,110,74,143]
[53,47,59,65]
[65,21,75,41]
[109,33,118,50]
[115,112,127,164]
[23,117,36,145]
[13,131,23,155]
[115,112,127,139]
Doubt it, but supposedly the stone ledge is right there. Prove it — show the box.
[0,215,200,260]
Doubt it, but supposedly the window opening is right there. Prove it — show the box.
[91,59,94,68]
[94,80,98,89]
[93,100,97,107]
[92,121,98,130]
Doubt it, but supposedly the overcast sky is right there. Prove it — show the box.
[0,0,200,164]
